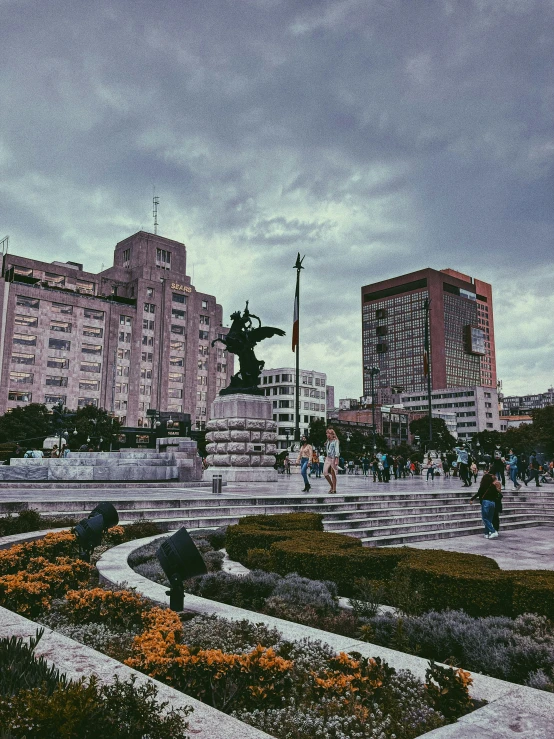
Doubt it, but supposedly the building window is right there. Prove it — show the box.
[83,326,103,338]
[172,292,186,304]
[172,309,185,320]
[51,303,73,314]
[198,359,207,370]
[48,337,70,351]
[45,376,68,387]
[169,372,184,383]
[79,379,100,391]
[170,340,185,351]
[15,314,38,328]
[168,388,183,398]
[9,372,33,384]
[80,361,101,373]
[45,272,65,287]
[144,302,156,313]
[199,330,209,340]
[78,397,99,407]
[142,335,154,346]
[76,280,95,295]
[139,385,152,396]
[84,308,104,320]
[201,300,208,309]
[199,315,210,325]
[12,265,33,277]
[44,394,66,405]
[142,319,155,330]
[141,352,153,362]
[8,390,32,402]
[16,295,39,309]
[50,320,72,333]
[82,344,102,355]
[122,248,131,266]
[117,348,131,360]
[12,353,35,365]
[170,356,184,367]
[140,368,152,379]
[120,315,132,325]
[172,325,185,335]
[116,366,130,377]
[14,333,37,347]
[156,248,171,269]
[47,357,69,369]
[146,287,154,297]
[217,363,227,373]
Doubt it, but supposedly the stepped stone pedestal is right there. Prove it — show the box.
[204,394,278,482]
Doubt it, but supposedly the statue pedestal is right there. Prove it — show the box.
[204,394,278,483]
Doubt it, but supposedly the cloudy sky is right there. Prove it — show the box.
[2,0,553,400]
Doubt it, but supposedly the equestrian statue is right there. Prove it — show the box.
[212,302,285,395]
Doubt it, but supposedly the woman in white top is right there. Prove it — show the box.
[324,427,340,494]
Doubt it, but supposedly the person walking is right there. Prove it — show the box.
[296,436,313,492]
[469,470,499,539]
[524,452,542,488]
[324,427,340,494]
[426,456,435,481]
[309,449,320,478]
[456,446,471,487]
[508,450,522,490]
[318,450,325,477]
[492,446,506,489]
[470,459,478,483]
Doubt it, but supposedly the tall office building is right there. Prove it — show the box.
[361,268,499,439]
[361,268,496,398]
[0,232,233,428]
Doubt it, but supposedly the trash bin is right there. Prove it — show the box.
[212,474,222,495]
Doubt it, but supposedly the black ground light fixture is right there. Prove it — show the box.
[73,502,119,562]
[156,527,208,611]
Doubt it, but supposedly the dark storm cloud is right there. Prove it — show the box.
[1,0,554,397]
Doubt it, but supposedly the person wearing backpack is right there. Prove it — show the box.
[524,452,542,488]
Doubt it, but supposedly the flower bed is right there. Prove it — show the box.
[0,525,477,739]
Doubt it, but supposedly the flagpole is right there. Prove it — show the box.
[292,253,305,444]
[424,298,433,447]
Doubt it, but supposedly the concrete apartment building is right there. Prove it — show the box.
[260,367,327,449]
[361,267,500,440]
[501,388,554,416]
[0,231,232,429]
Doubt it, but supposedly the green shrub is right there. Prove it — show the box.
[229,513,554,617]
[0,675,191,738]
[512,572,554,620]
[121,520,164,542]
[0,510,42,537]
[238,512,324,531]
[0,629,69,697]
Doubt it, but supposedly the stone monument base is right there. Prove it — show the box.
[204,466,278,483]
[204,393,278,483]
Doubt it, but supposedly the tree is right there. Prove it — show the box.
[531,406,554,457]
[409,416,456,452]
[0,404,52,447]
[307,419,327,450]
[71,405,122,450]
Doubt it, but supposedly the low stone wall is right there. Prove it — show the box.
[0,437,202,482]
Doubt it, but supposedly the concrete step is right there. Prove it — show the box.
[323,508,523,532]
[365,520,544,547]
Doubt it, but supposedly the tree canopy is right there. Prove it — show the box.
[409,416,457,452]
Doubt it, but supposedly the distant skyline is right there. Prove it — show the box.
[2,0,553,400]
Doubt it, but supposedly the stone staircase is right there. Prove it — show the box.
[2,485,554,546]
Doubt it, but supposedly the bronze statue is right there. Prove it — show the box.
[213,302,285,395]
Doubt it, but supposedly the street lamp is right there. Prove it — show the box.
[364,366,380,451]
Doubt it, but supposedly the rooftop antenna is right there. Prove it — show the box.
[153,188,159,235]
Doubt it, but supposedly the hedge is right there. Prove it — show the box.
[227,513,554,618]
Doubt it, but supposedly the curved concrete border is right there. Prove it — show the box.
[96,536,554,739]
[0,527,68,550]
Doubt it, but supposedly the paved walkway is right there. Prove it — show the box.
[406,526,554,570]
[0,471,492,501]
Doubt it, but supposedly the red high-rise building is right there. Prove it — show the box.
[361,268,496,400]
